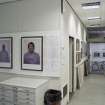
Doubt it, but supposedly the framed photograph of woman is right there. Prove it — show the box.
[0,37,13,69]
[21,36,43,71]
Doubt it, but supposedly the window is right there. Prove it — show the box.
[94,52,100,57]
[103,53,105,57]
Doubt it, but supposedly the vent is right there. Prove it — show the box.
[81,2,100,9]
[82,2,100,7]
[0,0,22,5]
[89,24,101,27]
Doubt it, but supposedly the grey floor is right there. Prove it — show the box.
[69,74,105,105]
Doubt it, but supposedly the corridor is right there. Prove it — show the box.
[69,74,105,105]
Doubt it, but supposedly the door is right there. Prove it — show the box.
[89,43,105,74]
[69,37,74,95]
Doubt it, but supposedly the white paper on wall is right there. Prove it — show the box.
[44,35,60,72]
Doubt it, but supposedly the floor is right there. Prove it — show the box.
[69,74,105,105]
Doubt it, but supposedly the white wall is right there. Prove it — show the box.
[61,0,86,39]
[60,1,87,104]
[0,31,61,77]
[0,0,62,97]
[0,0,61,33]
[0,0,62,75]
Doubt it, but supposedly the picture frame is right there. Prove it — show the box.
[21,36,43,71]
[0,37,13,69]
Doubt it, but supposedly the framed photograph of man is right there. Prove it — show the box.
[0,37,13,69]
[21,36,43,71]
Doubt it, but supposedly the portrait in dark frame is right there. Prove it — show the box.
[0,37,13,69]
[21,36,43,71]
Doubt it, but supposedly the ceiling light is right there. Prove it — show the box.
[82,5,100,9]
[88,16,101,20]
[82,2,100,9]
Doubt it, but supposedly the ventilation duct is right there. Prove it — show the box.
[82,2,100,7]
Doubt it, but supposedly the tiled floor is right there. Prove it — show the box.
[69,74,105,105]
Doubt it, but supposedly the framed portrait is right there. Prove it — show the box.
[21,36,43,71]
[0,37,13,69]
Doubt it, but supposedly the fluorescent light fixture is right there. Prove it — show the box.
[88,16,101,20]
[82,2,100,9]
[82,5,100,9]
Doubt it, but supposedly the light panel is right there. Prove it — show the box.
[88,16,101,20]
[82,5,100,9]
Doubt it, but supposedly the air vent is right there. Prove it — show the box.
[0,0,22,5]
[82,2,100,9]
[89,24,101,27]
[82,2,100,7]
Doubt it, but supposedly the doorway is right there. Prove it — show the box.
[89,43,105,74]
[69,37,74,98]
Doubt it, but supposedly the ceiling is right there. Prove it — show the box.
[67,0,105,28]
[0,0,105,29]
[0,0,105,35]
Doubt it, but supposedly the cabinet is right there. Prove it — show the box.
[0,77,48,105]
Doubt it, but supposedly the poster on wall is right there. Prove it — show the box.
[0,37,13,69]
[21,36,43,71]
